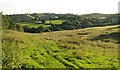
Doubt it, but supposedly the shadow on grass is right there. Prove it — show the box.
[90,31,120,43]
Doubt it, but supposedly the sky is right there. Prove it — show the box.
[0,0,119,15]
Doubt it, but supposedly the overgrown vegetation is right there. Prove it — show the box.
[2,25,119,69]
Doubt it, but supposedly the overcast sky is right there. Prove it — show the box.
[0,0,119,15]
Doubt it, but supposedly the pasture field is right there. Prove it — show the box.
[19,22,51,28]
[19,19,65,28]
[2,25,119,69]
[45,19,65,24]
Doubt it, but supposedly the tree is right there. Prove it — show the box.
[41,19,46,24]
[36,26,45,33]
[8,19,16,30]
[2,15,10,29]
[81,20,93,28]
[44,28,51,32]
[34,18,38,21]
[16,24,24,32]
[49,21,52,25]
[23,26,30,32]
[30,27,36,33]
[50,24,56,30]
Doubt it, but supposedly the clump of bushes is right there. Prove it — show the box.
[2,15,24,32]
[23,25,51,33]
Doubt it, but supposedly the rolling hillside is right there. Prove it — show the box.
[2,25,119,69]
[8,13,59,22]
[7,13,117,22]
[80,13,113,19]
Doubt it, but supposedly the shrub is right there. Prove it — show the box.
[16,24,24,32]
[44,28,51,32]
[36,26,45,33]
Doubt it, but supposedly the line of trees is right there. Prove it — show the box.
[23,26,50,33]
[2,15,24,32]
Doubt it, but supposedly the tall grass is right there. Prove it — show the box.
[2,25,119,69]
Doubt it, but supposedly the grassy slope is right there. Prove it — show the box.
[80,13,111,19]
[2,25,119,69]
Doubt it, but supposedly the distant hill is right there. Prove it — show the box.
[80,13,113,19]
[31,13,58,20]
[7,13,117,22]
[7,13,59,22]
[8,14,35,22]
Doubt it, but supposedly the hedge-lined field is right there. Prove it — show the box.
[19,19,65,28]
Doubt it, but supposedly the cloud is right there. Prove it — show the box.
[0,0,119,14]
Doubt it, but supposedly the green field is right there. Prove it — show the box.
[2,25,119,69]
[45,19,65,24]
[19,19,65,28]
[19,22,51,28]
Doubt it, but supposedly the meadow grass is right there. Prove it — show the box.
[2,25,119,69]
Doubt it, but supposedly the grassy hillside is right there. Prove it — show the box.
[31,13,58,20]
[8,14,34,22]
[80,13,112,19]
[2,25,119,69]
